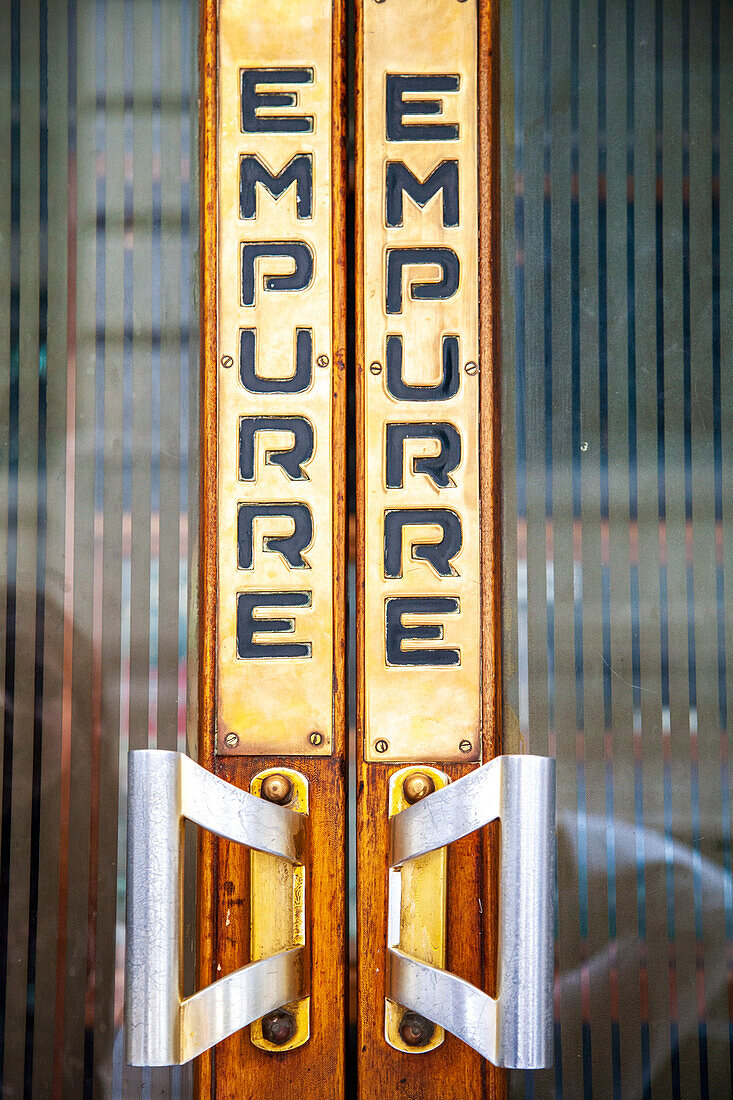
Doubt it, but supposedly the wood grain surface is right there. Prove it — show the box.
[196,1,348,1096]
[355,1,506,1096]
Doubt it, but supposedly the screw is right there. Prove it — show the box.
[399,1011,435,1048]
[261,1009,297,1046]
[465,361,478,375]
[403,772,436,804]
[221,355,233,369]
[369,361,382,375]
[308,731,323,746]
[224,732,239,748]
[317,354,329,368]
[260,773,294,805]
[374,739,389,754]
[459,739,472,754]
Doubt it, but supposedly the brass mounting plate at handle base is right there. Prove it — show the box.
[250,768,310,1051]
[385,766,449,1053]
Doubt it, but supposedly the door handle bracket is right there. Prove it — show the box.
[124,750,309,1066]
[387,754,556,1069]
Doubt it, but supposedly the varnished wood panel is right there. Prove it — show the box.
[355,0,505,1095]
[197,1,347,1095]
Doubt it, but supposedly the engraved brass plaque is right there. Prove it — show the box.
[360,0,481,761]
[217,0,335,755]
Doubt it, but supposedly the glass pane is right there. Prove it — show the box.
[500,0,732,1096]
[0,0,198,1094]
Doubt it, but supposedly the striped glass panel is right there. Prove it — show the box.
[501,0,732,1096]
[0,0,198,1095]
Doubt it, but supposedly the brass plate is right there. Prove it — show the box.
[361,0,481,762]
[250,768,310,1050]
[385,767,449,1052]
[217,0,335,755]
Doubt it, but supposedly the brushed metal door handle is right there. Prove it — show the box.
[387,754,556,1069]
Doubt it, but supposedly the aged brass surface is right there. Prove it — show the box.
[217,0,335,755]
[361,0,481,762]
[385,767,448,1053]
[250,768,310,1051]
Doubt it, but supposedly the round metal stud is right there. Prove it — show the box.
[308,731,323,746]
[459,739,472,754]
[260,773,294,805]
[399,1011,435,1048]
[261,1009,297,1047]
[403,772,436,804]
[374,739,389,753]
[223,732,239,748]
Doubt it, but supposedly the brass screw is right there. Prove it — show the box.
[224,732,239,748]
[317,354,329,367]
[374,739,389,753]
[308,731,323,746]
[399,1011,435,1048]
[260,773,294,805]
[459,739,472,754]
[403,772,436,804]
[261,1009,297,1046]
[220,355,233,369]
[465,361,478,375]
[369,361,382,374]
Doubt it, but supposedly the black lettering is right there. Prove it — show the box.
[239,416,314,481]
[386,334,460,402]
[386,247,459,314]
[241,242,313,306]
[384,508,462,578]
[238,503,313,570]
[385,423,461,489]
[385,161,459,227]
[240,154,313,220]
[385,596,460,666]
[239,328,312,394]
[237,591,312,659]
[240,68,314,133]
[386,74,460,142]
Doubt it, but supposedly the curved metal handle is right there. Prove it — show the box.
[388,754,556,1069]
[124,750,308,1066]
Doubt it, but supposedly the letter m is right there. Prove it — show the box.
[239,153,313,220]
[385,160,459,228]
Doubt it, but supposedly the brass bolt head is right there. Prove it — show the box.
[308,731,323,746]
[403,772,436,804]
[374,738,389,753]
[261,1009,296,1047]
[399,1011,435,1048]
[459,739,472,754]
[223,732,239,749]
[260,773,293,805]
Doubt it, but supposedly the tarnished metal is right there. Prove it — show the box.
[250,768,310,1051]
[217,0,336,756]
[387,754,556,1069]
[124,751,308,1066]
[361,0,481,763]
[385,766,449,1054]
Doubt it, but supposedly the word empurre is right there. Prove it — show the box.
[217,11,335,756]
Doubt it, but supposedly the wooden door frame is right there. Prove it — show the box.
[354,1,505,1096]
[196,1,348,1095]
